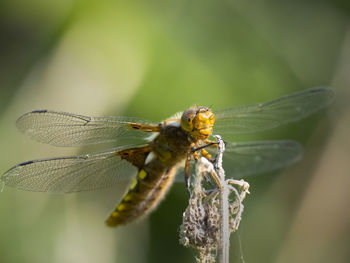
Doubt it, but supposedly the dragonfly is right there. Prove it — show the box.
[1,87,334,227]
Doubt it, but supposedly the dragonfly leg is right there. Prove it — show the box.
[200,148,213,162]
[204,138,218,146]
[128,123,160,132]
[191,142,216,153]
[190,142,215,162]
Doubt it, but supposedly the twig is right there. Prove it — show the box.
[179,135,250,263]
[215,136,230,263]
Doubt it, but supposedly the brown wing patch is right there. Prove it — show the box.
[128,123,160,132]
[116,146,152,169]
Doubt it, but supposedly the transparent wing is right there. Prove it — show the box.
[1,146,138,193]
[214,87,334,135]
[16,110,157,146]
[207,140,303,179]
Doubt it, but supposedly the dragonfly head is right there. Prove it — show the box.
[181,106,215,140]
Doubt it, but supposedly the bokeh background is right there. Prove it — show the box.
[1,0,350,262]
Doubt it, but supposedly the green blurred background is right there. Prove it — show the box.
[1,0,350,262]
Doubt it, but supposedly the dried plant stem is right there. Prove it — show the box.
[215,136,230,263]
[179,135,250,263]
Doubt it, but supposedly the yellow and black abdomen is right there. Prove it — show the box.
[106,158,178,227]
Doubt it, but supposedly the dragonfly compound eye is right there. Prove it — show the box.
[181,108,197,132]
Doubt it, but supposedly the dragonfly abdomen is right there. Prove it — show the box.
[106,159,177,227]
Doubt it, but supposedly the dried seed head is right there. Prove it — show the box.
[179,137,250,263]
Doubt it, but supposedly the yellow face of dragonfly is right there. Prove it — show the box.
[180,106,215,140]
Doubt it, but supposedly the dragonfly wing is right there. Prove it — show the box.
[1,146,138,193]
[16,110,157,146]
[207,140,303,179]
[214,87,334,135]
